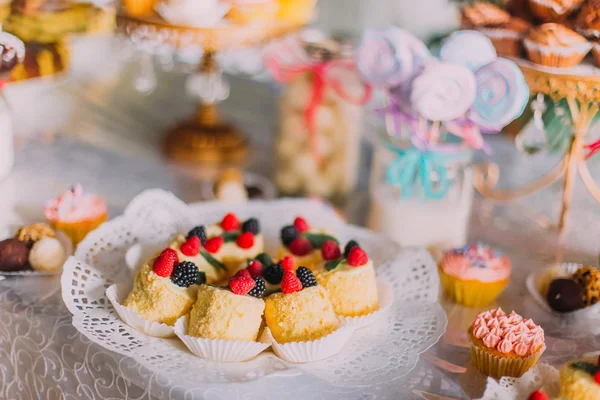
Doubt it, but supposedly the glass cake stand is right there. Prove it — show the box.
[116,13,308,165]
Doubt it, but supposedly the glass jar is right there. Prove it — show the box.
[274,71,363,200]
[367,142,474,254]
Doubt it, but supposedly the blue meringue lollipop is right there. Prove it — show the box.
[439,30,497,72]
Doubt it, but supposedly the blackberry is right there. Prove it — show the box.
[187,225,207,245]
[264,263,284,285]
[242,218,261,235]
[296,266,317,288]
[196,271,207,285]
[248,276,266,298]
[280,225,299,247]
[171,261,200,288]
[255,252,273,267]
[344,240,359,259]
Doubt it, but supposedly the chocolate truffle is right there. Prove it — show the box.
[0,238,30,272]
[546,278,584,312]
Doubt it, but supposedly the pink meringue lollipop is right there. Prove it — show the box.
[468,58,530,131]
[440,30,497,72]
[410,62,477,121]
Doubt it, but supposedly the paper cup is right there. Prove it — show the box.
[174,315,270,362]
[106,284,175,338]
[339,280,393,329]
[470,341,546,379]
[261,322,355,363]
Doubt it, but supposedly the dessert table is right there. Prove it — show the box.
[2,64,600,399]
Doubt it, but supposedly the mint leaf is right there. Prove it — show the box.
[200,249,228,272]
[304,233,339,249]
[221,232,239,243]
[255,253,273,266]
[325,259,343,271]
[571,362,600,376]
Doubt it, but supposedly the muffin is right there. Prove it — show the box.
[559,358,600,400]
[44,184,107,245]
[313,241,379,317]
[461,2,511,29]
[524,23,591,67]
[276,216,338,271]
[529,0,584,22]
[575,0,600,39]
[439,243,511,307]
[469,307,545,378]
[187,273,265,341]
[505,0,537,23]
[123,249,202,325]
[264,271,339,343]
[225,0,277,24]
[480,18,532,57]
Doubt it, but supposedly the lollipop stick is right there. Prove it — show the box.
[430,121,441,145]
[383,92,396,139]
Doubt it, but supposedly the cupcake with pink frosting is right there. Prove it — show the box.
[44,184,107,245]
[469,307,545,378]
[439,243,511,307]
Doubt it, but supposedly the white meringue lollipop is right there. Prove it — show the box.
[439,30,497,72]
[468,58,530,131]
[410,62,477,121]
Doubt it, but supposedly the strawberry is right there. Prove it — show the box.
[281,271,303,294]
[152,248,178,277]
[527,390,548,400]
[595,371,600,385]
[321,240,341,260]
[236,232,255,249]
[180,236,201,256]
[293,217,310,233]
[347,246,368,267]
[280,255,295,272]
[229,269,256,295]
[247,260,263,277]
[204,237,224,253]
[289,237,312,256]
[221,213,239,231]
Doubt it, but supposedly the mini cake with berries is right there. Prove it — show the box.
[178,213,264,281]
[558,358,600,400]
[264,269,339,343]
[276,217,339,271]
[187,269,266,342]
[241,252,298,292]
[313,240,379,317]
[124,248,205,325]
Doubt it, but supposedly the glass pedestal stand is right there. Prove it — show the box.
[474,60,600,258]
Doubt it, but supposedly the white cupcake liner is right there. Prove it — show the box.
[174,315,270,362]
[261,322,355,363]
[339,279,393,329]
[106,284,175,338]
[526,263,600,318]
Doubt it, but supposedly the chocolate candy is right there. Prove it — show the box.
[546,278,584,313]
[0,238,30,272]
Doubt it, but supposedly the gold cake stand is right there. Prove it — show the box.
[474,59,600,240]
[116,13,307,165]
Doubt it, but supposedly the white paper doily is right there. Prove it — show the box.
[61,189,446,389]
[477,363,560,400]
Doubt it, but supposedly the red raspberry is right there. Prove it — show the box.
[595,371,600,385]
[247,260,263,276]
[527,390,548,400]
[180,236,200,256]
[321,240,341,260]
[347,246,368,267]
[289,237,313,256]
[229,269,256,295]
[293,217,310,233]
[280,256,295,272]
[204,237,224,253]
[281,271,303,294]
[236,232,255,249]
[221,213,239,231]
[152,248,178,277]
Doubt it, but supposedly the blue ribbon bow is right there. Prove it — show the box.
[385,146,471,200]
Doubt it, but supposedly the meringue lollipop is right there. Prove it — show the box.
[468,58,530,131]
[410,62,477,121]
[355,28,415,87]
[439,30,497,72]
